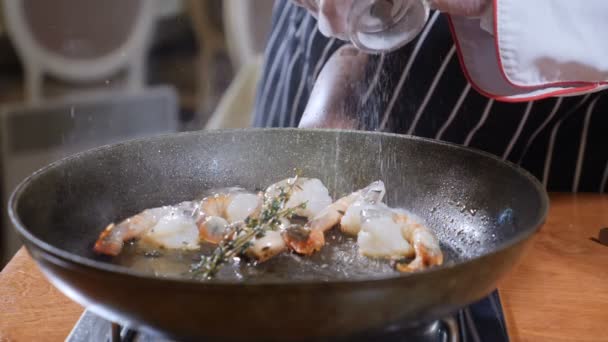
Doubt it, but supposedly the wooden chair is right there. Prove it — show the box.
[0,86,179,265]
[2,0,157,103]
[204,0,274,129]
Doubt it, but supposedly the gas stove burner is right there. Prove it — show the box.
[341,318,459,342]
[68,315,457,342]
[67,292,508,342]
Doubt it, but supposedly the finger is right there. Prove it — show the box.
[299,45,369,129]
[429,0,489,16]
[316,0,354,39]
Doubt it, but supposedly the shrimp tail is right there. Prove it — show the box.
[93,212,157,256]
[395,244,443,272]
[197,216,230,244]
[93,223,123,256]
[394,214,444,272]
[282,226,325,255]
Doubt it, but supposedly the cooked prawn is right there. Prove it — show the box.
[265,177,332,219]
[94,202,199,256]
[339,182,386,236]
[197,216,230,244]
[197,189,263,244]
[197,188,287,261]
[393,210,443,272]
[282,224,325,255]
[247,230,287,262]
[94,188,264,256]
[200,189,263,223]
[357,207,414,259]
[283,181,385,255]
[356,207,443,271]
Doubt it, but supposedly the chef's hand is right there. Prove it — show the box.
[429,0,489,16]
[299,45,368,129]
[291,0,353,40]
[292,0,490,39]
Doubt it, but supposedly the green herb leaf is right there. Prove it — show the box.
[190,175,308,279]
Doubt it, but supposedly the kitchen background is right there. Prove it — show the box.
[0,0,274,267]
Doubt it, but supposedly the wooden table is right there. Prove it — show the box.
[1,194,607,341]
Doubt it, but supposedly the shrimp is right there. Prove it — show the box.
[243,217,293,262]
[94,187,264,256]
[264,176,332,255]
[265,177,332,219]
[197,189,263,244]
[94,202,199,256]
[141,213,200,250]
[393,210,444,272]
[282,224,325,255]
[339,183,386,236]
[356,207,443,271]
[283,181,385,255]
[197,188,287,261]
[246,230,287,262]
[197,216,230,244]
[200,189,263,223]
[357,207,414,259]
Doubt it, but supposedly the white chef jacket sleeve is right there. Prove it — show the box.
[448,0,608,102]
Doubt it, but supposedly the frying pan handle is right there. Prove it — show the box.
[441,317,460,342]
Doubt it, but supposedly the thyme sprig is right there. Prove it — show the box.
[191,176,306,279]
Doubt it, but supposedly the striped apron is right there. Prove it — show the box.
[253,0,608,193]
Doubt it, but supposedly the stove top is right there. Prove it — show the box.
[67,291,508,342]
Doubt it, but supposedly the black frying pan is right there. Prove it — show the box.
[9,129,548,341]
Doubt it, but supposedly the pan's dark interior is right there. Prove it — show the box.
[12,129,546,282]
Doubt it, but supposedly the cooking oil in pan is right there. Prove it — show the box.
[113,229,461,282]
